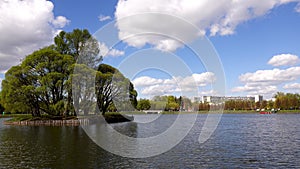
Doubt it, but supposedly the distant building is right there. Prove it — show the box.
[201,95,263,105]
[254,95,263,103]
[191,97,201,103]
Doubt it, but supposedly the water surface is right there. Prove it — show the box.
[0,114,299,168]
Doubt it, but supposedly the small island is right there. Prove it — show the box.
[0,29,137,126]
[2,113,134,126]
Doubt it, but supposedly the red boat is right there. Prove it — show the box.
[260,111,272,114]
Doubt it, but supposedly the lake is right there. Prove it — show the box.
[0,114,299,168]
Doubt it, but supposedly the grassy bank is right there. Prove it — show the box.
[4,114,77,123]
[2,113,133,125]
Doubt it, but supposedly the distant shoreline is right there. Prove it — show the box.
[1,111,300,126]
[124,110,300,115]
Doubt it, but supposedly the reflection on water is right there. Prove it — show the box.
[0,114,300,168]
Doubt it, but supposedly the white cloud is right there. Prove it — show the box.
[132,76,164,87]
[232,66,300,98]
[232,85,278,95]
[98,15,112,22]
[115,0,300,51]
[239,67,300,85]
[268,54,300,67]
[199,90,219,96]
[0,0,70,72]
[99,42,125,57]
[283,83,300,90]
[296,3,300,12]
[52,16,70,28]
[133,72,216,97]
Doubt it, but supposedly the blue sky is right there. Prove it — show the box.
[1,0,300,99]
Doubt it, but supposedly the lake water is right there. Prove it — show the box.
[0,114,299,168]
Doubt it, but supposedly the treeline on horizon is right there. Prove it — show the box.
[221,92,300,111]
[0,29,138,117]
[136,92,300,112]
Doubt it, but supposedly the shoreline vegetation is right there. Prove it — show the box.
[1,110,300,126]
[1,113,134,126]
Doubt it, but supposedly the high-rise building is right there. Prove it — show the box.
[254,95,263,103]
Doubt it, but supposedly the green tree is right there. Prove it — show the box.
[273,92,300,110]
[1,65,32,114]
[1,48,74,116]
[137,99,151,110]
[165,96,180,111]
[260,100,268,109]
[95,64,137,115]
[0,94,5,113]
[54,29,101,115]
[72,64,97,115]
[199,102,210,111]
[267,100,274,109]
[1,29,105,117]
[54,29,101,65]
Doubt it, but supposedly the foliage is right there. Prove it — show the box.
[0,29,125,117]
[0,94,4,113]
[199,102,210,111]
[137,99,151,110]
[149,101,167,110]
[95,64,137,114]
[224,100,255,110]
[274,92,300,110]
[1,48,74,117]
[54,29,101,67]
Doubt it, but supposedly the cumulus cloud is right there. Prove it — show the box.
[99,42,125,57]
[268,54,300,67]
[283,83,300,90]
[239,67,300,85]
[232,85,278,95]
[232,66,300,97]
[98,15,112,22]
[115,0,300,51]
[296,3,300,12]
[52,16,70,28]
[0,0,70,72]
[133,72,216,97]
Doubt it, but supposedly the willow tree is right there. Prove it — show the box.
[95,64,137,115]
[0,94,4,113]
[54,29,102,115]
[1,47,74,116]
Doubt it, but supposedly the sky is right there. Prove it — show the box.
[1,0,300,100]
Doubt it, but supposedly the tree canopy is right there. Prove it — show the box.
[0,29,137,117]
[0,94,4,113]
[1,48,74,116]
[137,99,151,111]
[95,64,137,114]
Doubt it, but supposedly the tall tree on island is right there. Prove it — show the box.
[1,48,74,116]
[0,29,138,117]
[54,29,102,115]
[95,64,138,115]
[0,94,4,113]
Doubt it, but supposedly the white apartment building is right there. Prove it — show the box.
[201,95,263,104]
